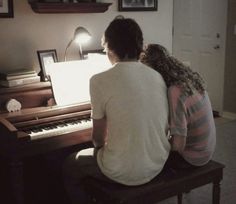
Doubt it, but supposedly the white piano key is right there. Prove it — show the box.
[29,119,92,140]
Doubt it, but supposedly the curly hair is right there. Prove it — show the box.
[104,17,143,60]
[140,44,206,96]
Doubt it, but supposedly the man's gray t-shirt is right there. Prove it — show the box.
[90,61,170,186]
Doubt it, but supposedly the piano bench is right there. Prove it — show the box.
[83,160,225,204]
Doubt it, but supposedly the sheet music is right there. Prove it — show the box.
[48,54,111,106]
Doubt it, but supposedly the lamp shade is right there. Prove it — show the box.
[74,27,91,44]
[64,26,91,61]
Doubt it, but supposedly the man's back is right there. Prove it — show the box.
[90,61,170,185]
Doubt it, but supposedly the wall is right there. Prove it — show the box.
[0,0,173,73]
[223,0,236,115]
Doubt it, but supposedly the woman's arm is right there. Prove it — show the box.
[170,135,186,153]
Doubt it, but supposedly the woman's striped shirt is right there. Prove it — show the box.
[168,85,216,166]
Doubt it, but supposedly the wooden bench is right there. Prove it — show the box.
[83,160,225,204]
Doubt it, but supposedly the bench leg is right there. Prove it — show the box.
[177,193,183,204]
[213,180,221,204]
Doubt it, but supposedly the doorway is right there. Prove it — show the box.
[172,0,228,114]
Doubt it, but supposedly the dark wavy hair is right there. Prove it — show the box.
[140,44,206,96]
[103,17,143,60]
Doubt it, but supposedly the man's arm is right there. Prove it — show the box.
[170,135,186,154]
[92,117,107,149]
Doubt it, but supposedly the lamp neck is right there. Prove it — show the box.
[64,39,73,61]
[78,43,84,60]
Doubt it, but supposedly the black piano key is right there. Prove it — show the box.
[31,128,42,133]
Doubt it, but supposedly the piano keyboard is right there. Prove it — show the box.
[23,118,92,140]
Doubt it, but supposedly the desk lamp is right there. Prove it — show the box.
[64,27,91,61]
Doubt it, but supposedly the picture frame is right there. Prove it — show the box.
[37,49,58,82]
[118,0,157,12]
[0,0,13,18]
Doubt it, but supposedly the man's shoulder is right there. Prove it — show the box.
[91,68,112,82]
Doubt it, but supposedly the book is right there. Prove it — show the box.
[0,72,38,80]
[0,76,40,87]
[0,69,37,80]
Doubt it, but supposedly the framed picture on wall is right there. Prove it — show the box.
[118,0,158,12]
[0,0,13,18]
[37,49,58,82]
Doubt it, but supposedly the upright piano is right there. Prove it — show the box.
[0,82,93,204]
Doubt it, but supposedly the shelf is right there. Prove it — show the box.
[28,2,112,13]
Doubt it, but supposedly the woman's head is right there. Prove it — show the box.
[103,17,143,61]
[141,44,205,95]
[140,44,170,70]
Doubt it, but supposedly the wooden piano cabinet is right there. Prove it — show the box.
[0,82,52,204]
[0,82,93,204]
[0,82,53,111]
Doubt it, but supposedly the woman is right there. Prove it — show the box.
[140,44,216,168]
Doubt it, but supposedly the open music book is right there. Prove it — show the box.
[48,53,111,106]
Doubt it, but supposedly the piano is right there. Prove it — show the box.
[0,82,93,204]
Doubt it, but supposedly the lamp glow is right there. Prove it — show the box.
[64,26,91,61]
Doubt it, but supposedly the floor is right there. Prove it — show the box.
[214,117,233,126]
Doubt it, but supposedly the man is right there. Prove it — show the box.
[64,17,170,204]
